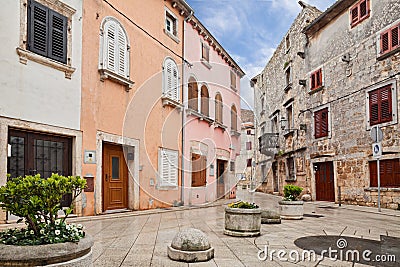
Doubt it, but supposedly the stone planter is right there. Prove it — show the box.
[224,207,261,237]
[279,200,304,220]
[0,235,93,267]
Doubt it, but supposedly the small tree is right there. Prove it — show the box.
[283,185,303,201]
[0,174,86,245]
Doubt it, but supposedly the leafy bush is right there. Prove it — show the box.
[228,201,259,209]
[283,185,303,201]
[0,174,86,245]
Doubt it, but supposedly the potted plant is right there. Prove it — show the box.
[279,185,304,220]
[224,201,261,237]
[0,174,93,266]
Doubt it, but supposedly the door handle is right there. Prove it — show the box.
[105,174,108,182]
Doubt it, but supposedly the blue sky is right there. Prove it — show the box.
[186,0,337,109]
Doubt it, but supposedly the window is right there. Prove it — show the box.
[261,97,265,112]
[314,108,329,138]
[191,153,206,187]
[286,157,295,181]
[159,148,178,187]
[369,159,400,187]
[230,161,235,172]
[286,105,293,131]
[230,70,236,90]
[27,0,67,63]
[162,57,179,102]
[310,68,323,90]
[247,159,252,167]
[202,43,210,62]
[165,8,178,40]
[350,0,370,28]
[285,34,290,52]
[271,116,278,133]
[215,93,223,124]
[231,105,237,131]
[368,85,393,126]
[200,85,209,116]
[246,142,252,150]
[100,17,130,80]
[188,77,198,110]
[285,66,292,89]
[261,126,265,135]
[247,129,251,135]
[379,23,400,57]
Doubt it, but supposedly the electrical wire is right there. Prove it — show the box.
[102,0,191,66]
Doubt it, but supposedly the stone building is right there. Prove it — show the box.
[235,109,255,189]
[255,0,400,209]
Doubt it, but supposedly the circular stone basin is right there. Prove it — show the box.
[168,228,214,262]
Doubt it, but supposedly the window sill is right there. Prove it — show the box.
[314,134,330,141]
[230,129,240,137]
[350,14,370,29]
[283,130,295,137]
[99,69,134,91]
[214,122,227,131]
[284,83,292,92]
[186,108,202,118]
[156,185,179,191]
[364,187,400,192]
[366,120,397,131]
[200,58,212,69]
[309,86,324,95]
[285,179,296,182]
[162,96,182,109]
[200,115,214,125]
[16,47,76,79]
[377,46,400,61]
[164,29,180,44]
[230,85,237,92]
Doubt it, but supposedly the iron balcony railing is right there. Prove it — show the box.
[259,133,279,155]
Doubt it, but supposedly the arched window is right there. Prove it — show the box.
[163,57,179,102]
[231,105,237,131]
[188,77,198,110]
[215,93,223,124]
[99,17,129,79]
[200,85,209,116]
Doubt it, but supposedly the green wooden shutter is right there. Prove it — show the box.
[28,0,49,58]
[49,10,67,63]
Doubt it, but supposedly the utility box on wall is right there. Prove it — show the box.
[84,174,94,192]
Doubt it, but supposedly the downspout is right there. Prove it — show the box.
[180,10,193,205]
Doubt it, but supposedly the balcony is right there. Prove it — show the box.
[259,133,279,155]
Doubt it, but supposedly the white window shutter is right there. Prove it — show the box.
[159,148,178,187]
[163,58,179,101]
[168,150,178,186]
[117,24,128,78]
[105,22,116,73]
[172,67,179,101]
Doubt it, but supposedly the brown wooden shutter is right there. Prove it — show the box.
[380,85,392,123]
[359,0,367,18]
[314,110,321,138]
[381,31,390,54]
[316,69,322,88]
[350,5,359,26]
[314,108,328,138]
[321,108,328,137]
[310,73,316,90]
[369,89,379,125]
[49,10,67,63]
[391,26,399,50]
[28,0,49,58]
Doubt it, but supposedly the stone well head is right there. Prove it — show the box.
[168,228,214,262]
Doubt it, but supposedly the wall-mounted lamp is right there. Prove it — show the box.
[297,52,305,59]
[299,79,307,86]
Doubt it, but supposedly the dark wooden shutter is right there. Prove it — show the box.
[370,159,400,187]
[359,0,367,18]
[391,26,399,50]
[350,5,359,26]
[321,108,328,137]
[311,72,316,90]
[314,108,328,138]
[28,0,49,57]
[314,110,321,138]
[369,89,379,125]
[381,31,390,54]
[49,10,67,63]
[380,85,392,123]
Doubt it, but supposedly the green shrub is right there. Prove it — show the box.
[0,174,86,245]
[283,185,303,201]
[228,201,259,209]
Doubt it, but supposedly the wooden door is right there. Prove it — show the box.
[217,160,226,198]
[103,143,128,211]
[315,162,335,201]
[272,162,279,192]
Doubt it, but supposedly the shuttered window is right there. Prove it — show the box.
[102,19,129,78]
[379,24,400,56]
[231,105,237,131]
[369,159,400,187]
[230,70,236,89]
[191,153,206,187]
[202,43,209,62]
[310,69,323,90]
[215,93,223,124]
[159,148,178,187]
[163,58,179,102]
[350,0,370,28]
[200,85,209,116]
[27,0,67,64]
[368,85,392,126]
[314,108,329,138]
[246,142,252,150]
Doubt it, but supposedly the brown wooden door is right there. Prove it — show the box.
[315,162,335,201]
[103,143,128,211]
[217,160,226,198]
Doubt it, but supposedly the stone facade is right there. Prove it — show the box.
[254,0,400,209]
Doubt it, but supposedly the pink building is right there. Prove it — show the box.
[183,16,245,205]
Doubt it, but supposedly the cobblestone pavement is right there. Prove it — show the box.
[71,190,400,266]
